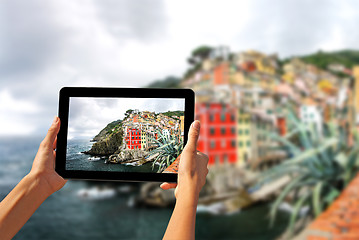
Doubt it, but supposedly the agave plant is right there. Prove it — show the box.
[147,131,183,173]
[255,107,359,234]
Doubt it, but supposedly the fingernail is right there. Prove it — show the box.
[192,120,200,131]
[52,116,58,125]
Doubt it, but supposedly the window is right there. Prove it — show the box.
[231,127,235,134]
[231,140,236,148]
[210,140,216,149]
[221,113,226,122]
[221,127,226,135]
[210,127,215,135]
[210,114,214,122]
[247,141,251,147]
[239,129,243,135]
[245,129,250,135]
[239,141,243,147]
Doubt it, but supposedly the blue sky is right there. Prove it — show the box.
[1,0,359,136]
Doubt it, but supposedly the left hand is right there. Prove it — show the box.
[30,116,67,195]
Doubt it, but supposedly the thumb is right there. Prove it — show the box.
[41,116,60,149]
[184,120,200,153]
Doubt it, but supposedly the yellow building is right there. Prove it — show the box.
[238,50,277,75]
[236,109,252,167]
[180,116,185,136]
[230,71,245,85]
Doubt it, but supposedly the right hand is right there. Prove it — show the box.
[161,120,209,200]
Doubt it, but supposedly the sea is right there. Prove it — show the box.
[66,139,159,172]
[0,137,289,240]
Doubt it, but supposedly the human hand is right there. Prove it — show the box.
[30,116,67,195]
[160,120,209,200]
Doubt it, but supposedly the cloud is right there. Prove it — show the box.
[0,0,67,76]
[68,97,185,139]
[1,0,359,136]
[233,0,359,57]
[0,89,42,135]
[93,0,168,42]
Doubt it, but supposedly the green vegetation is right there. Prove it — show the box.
[146,76,181,88]
[255,108,359,235]
[282,49,359,70]
[147,131,183,173]
[92,119,122,141]
[161,111,184,118]
[184,45,213,79]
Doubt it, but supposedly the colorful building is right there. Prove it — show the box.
[126,127,142,150]
[214,62,230,85]
[237,108,252,166]
[195,103,237,165]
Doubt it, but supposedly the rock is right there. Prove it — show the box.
[84,130,123,156]
[107,149,149,165]
[135,182,176,208]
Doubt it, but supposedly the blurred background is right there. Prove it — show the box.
[1,0,359,239]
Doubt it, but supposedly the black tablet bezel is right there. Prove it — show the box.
[56,87,194,182]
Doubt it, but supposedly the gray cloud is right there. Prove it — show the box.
[68,97,185,139]
[0,0,66,76]
[1,0,359,136]
[93,0,168,42]
[234,0,359,57]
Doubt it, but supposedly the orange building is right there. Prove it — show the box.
[214,62,230,85]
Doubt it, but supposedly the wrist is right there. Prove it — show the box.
[176,186,199,206]
[27,171,55,197]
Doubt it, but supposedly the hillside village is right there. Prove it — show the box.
[178,46,359,170]
[122,109,184,151]
[85,109,184,167]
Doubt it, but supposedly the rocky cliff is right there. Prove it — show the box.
[85,130,124,156]
[92,119,122,142]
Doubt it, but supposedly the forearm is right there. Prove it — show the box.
[0,173,52,240]
[163,191,198,240]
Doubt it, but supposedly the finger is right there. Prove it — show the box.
[160,182,177,190]
[42,116,60,149]
[53,136,57,150]
[184,120,200,153]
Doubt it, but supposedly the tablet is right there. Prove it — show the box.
[56,87,194,182]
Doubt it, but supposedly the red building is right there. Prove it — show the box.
[126,127,142,150]
[195,103,237,165]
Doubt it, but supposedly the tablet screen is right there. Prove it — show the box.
[65,97,185,174]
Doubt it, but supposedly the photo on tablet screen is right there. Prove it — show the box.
[66,97,185,174]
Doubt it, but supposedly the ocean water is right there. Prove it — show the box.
[66,139,158,172]
[0,137,289,240]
